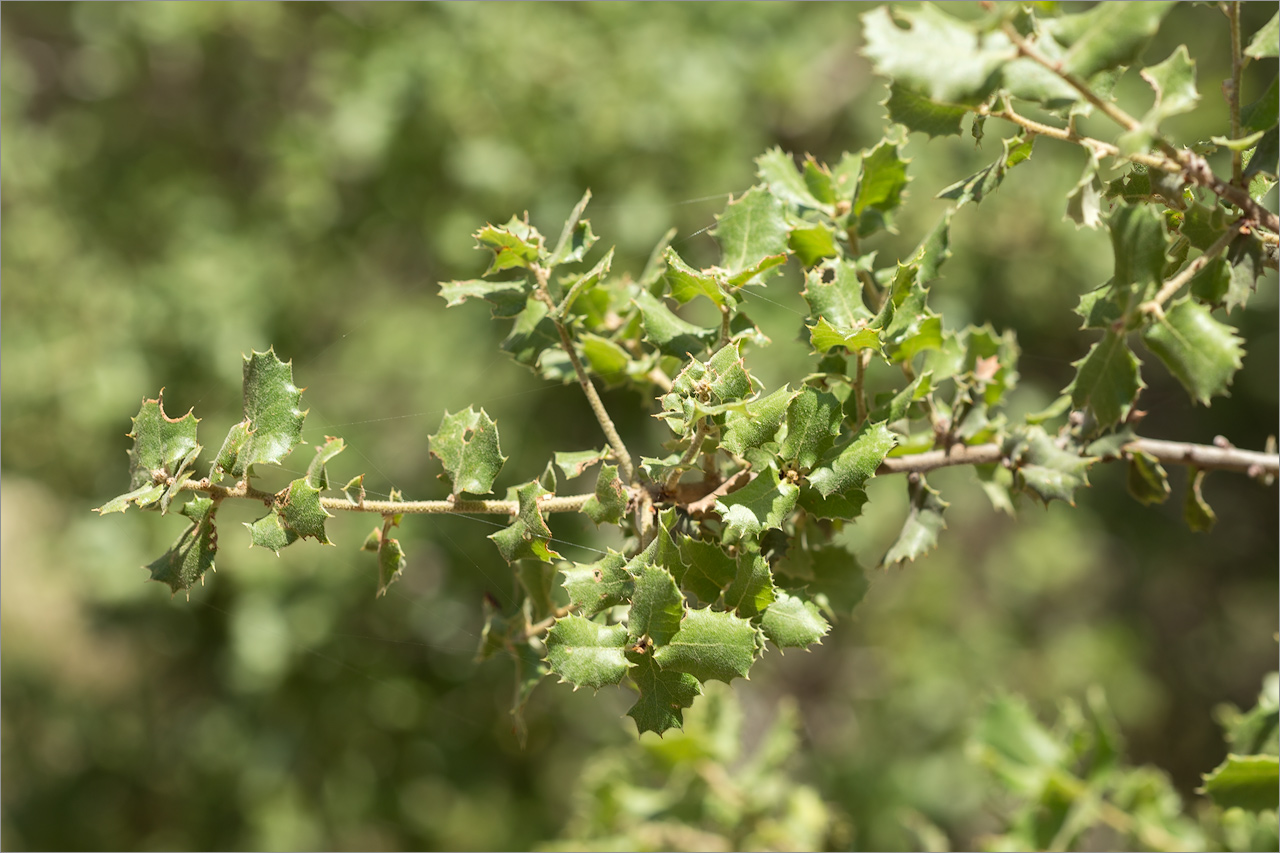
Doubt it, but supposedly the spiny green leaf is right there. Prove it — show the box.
[633,289,717,359]
[884,81,968,137]
[802,259,875,329]
[1010,427,1095,506]
[559,549,633,617]
[147,497,217,595]
[213,349,308,481]
[757,147,833,213]
[582,463,627,526]
[677,537,737,604]
[1180,202,1232,251]
[723,551,776,618]
[1200,755,1280,812]
[545,616,631,691]
[501,295,568,378]
[305,436,345,490]
[1110,202,1169,300]
[1047,1,1174,79]
[475,216,543,274]
[854,133,911,233]
[553,448,607,480]
[429,407,507,497]
[808,421,896,499]
[626,652,701,736]
[797,484,869,522]
[1127,450,1170,506]
[653,607,761,684]
[761,592,830,650]
[664,247,728,307]
[246,508,297,554]
[628,565,684,648]
[438,278,528,318]
[1224,231,1265,312]
[808,317,882,355]
[938,134,1034,208]
[722,386,795,458]
[714,463,800,545]
[1068,331,1145,428]
[115,392,200,502]
[488,481,560,563]
[788,222,840,266]
[781,387,843,472]
[548,189,598,267]
[1184,468,1217,533]
[1245,11,1279,59]
[1141,298,1244,406]
[711,186,790,279]
[861,4,1012,105]
[883,476,948,565]
[1137,45,1199,126]
[1066,153,1104,229]
[279,477,333,544]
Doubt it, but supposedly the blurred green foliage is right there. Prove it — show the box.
[1,2,1276,850]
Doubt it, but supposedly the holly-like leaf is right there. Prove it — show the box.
[1224,231,1265,312]
[634,290,717,358]
[475,216,544,274]
[1010,427,1095,505]
[501,296,569,379]
[653,607,761,684]
[581,463,627,526]
[1137,45,1199,126]
[1200,755,1280,813]
[1109,202,1169,298]
[628,565,684,648]
[711,186,790,278]
[807,546,870,618]
[677,537,737,604]
[213,349,308,481]
[757,147,833,214]
[559,549,633,617]
[780,388,843,471]
[1127,450,1170,506]
[1046,1,1174,79]
[788,222,840,266]
[429,407,507,497]
[626,653,702,736]
[797,485,869,522]
[361,525,406,597]
[548,189,598,267]
[884,81,968,137]
[246,508,297,554]
[1141,298,1244,406]
[544,615,631,691]
[279,477,333,544]
[854,133,911,235]
[305,436,345,490]
[146,497,217,595]
[1184,468,1217,533]
[861,5,1011,105]
[1068,331,1145,428]
[721,386,795,457]
[723,551,776,618]
[808,317,882,354]
[489,481,561,563]
[116,391,200,499]
[664,248,728,307]
[1245,11,1279,59]
[438,278,528,318]
[553,448,607,480]
[715,464,799,545]
[938,134,1034,208]
[883,476,948,565]
[761,592,830,649]
[807,421,897,499]
[803,260,876,329]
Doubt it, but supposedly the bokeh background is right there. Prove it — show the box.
[2,2,1276,850]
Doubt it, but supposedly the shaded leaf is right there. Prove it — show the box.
[582,463,627,526]
[1184,468,1216,533]
[553,448,607,480]
[677,537,737,604]
[1047,1,1174,79]
[438,278,528,318]
[146,497,217,595]
[756,147,831,213]
[808,317,882,354]
[1068,331,1145,428]
[634,289,717,358]
[626,652,701,736]
[781,387,843,471]
[1201,755,1280,813]
[247,508,297,554]
[883,476,948,565]
[884,81,968,137]
[938,134,1034,208]
[723,551,776,618]
[1141,298,1244,405]
[1010,427,1095,505]
[664,247,728,307]
[1127,450,1170,506]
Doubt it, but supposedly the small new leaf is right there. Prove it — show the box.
[489,481,561,564]
[653,607,761,684]
[1127,450,1170,506]
[429,407,507,497]
[279,477,333,544]
[1184,469,1217,533]
[544,616,631,691]
[581,463,627,526]
[305,436,345,490]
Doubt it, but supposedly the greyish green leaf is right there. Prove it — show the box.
[628,565,684,648]
[246,508,297,554]
[559,549,633,617]
[488,481,561,564]
[711,186,790,279]
[884,81,969,137]
[581,463,627,526]
[501,296,569,378]
[1010,426,1095,505]
[1047,1,1174,79]
[802,259,875,329]
[279,477,333,544]
[545,615,631,691]
[626,653,702,736]
[938,134,1034,208]
[861,5,1012,105]
[1068,331,1145,428]
[883,476,949,565]
[1201,755,1280,812]
[214,349,307,481]
[553,448,607,480]
[761,592,830,650]
[756,147,831,213]
[548,189,598,267]
[1141,298,1244,405]
[777,544,870,619]
[1245,12,1279,59]
[721,386,796,457]
[1137,45,1199,126]
[579,334,632,384]
[305,436,345,490]
[653,607,761,684]
[781,387,843,471]
[663,247,728,307]
[428,406,507,497]
[715,463,800,545]
[111,392,200,505]
[1127,450,1171,506]
[677,537,737,604]
[1184,468,1217,532]
[723,551,776,618]
[475,216,544,274]
[1224,231,1264,312]
[1109,202,1169,300]
[146,496,217,596]
[807,421,896,499]
[633,289,717,358]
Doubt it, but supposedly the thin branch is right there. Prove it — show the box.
[532,264,636,484]
[1142,222,1242,315]
[1226,1,1245,186]
[666,420,712,492]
